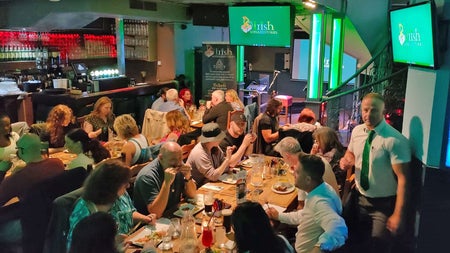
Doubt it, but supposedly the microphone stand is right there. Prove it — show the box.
[268,71,280,97]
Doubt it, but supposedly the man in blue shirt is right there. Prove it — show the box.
[133,141,196,218]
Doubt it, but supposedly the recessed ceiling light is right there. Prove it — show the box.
[49,0,60,2]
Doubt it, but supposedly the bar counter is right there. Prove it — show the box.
[31,81,176,124]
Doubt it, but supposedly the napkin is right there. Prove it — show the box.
[201,183,224,191]
[263,203,286,214]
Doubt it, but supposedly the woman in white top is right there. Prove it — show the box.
[0,114,20,173]
[113,114,149,166]
[65,128,111,170]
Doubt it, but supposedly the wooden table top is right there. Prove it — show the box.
[197,169,297,209]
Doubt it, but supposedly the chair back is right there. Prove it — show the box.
[181,140,196,161]
[227,110,244,129]
[128,161,151,198]
[43,188,84,253]
[21,167,87,253]
[141,109,170,142]
[244,102,258,133]
[252,113,264,154]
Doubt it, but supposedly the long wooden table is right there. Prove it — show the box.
[197,170,297,209]
[125,158,298,253]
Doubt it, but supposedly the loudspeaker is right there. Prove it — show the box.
[192,4,229,27]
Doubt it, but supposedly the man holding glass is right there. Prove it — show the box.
[133,141,197,218]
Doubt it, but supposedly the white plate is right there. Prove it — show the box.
[127,222,170,247]
[240,160,252,168]
[219,174,237,184]
[271,182,295,194]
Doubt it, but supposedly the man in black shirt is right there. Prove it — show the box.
[220,111,255,167]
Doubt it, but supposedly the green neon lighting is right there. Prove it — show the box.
[116,19,125,76]
[236,46,245,83]
[329,17,344,90]
[308,13,323,100]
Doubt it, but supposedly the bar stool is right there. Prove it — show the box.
[274,95,293,124]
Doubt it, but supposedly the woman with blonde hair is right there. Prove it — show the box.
[160,110,191,143]
[38,104,75,153]
[225,89,244,111]
[113,114,149,166]
[83,96,115,142]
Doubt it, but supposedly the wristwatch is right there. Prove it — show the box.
[184,175,193,182]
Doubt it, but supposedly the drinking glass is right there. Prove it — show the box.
[170,218,181,239]
[204,191,214,215]
[201,223,214,252]
[161,227,173,250]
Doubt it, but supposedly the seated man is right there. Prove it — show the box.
[219,111,256,167]
[158,88,190,120]
[274,137,339,209]
[256,98,282,156]
[202,90,233,131]
[133,141,196,218]
[187,123,233,187]
[0,133,65,242]
[267,154,347,253]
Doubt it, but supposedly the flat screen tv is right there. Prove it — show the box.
[389,1,439,69]
[228,5,293,47]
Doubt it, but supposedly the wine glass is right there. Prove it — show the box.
[201,223,214,253]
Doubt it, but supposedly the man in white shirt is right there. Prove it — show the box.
[266,154,347,253]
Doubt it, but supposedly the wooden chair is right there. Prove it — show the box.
[128,161,151,198]
[181,140,196,161]
[227,110,244,129]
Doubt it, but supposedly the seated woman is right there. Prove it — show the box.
[38,104,76,154]
[64,128,111,170]
[113,114,149,166]
[179,88,194,110]
[0,114,20,177]
[225,89,244,111]
[83,96,115,143]
[67,159,156,249]
[232,201,294,253]
[160,110,191,143]
[310,126,346,191]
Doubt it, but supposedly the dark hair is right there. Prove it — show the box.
[298,154,325,182]
[265,99,282,116]
[232,202,287,253]
[69,212,119,253]
[82,159,130,205]
[66,128,111,163]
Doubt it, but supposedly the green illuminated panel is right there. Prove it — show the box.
[307,13,324,100]
[329,17,344,90]
[236,46,244,83]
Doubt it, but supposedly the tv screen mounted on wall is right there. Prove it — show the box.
[228,5,293,47]
[389,1,439,69]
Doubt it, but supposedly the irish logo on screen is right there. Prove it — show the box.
[240,16,277,35]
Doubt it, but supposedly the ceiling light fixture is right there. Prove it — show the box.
[302,0,317,9]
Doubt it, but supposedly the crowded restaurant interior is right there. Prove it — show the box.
[0,0,450,252]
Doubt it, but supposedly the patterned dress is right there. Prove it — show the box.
[84,114,115,142]
[66,192,135,248]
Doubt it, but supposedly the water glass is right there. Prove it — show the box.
[170,218,181,239]
[161,228,173,250]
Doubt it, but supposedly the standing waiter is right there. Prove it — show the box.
[340,92,411,252]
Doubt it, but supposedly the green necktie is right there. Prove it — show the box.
[360,130,375,190]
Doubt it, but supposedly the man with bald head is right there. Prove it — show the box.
[340,92,411,252]
[133,141,197,217]
[0,133,64,206]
